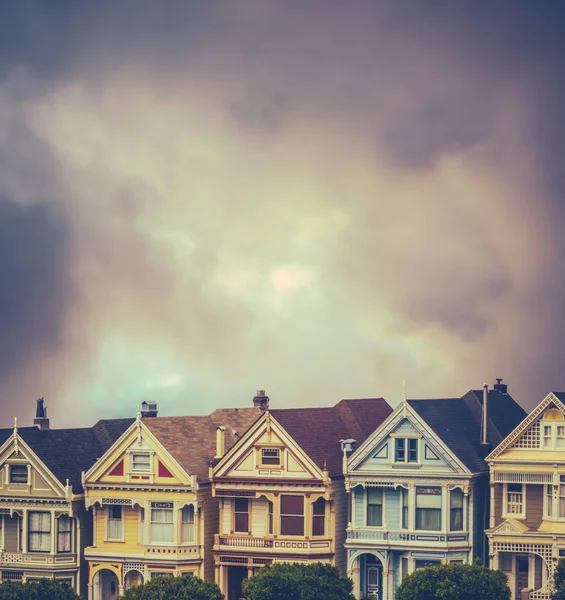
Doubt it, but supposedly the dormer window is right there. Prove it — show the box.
[260,448,281,467]
[9,465,28,484]
[541,409,565,449]
[132,453,151,473]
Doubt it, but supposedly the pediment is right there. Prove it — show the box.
[491,519,530,534]
[214,413,323,481]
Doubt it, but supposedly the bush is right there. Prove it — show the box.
[553,558,565,599]
[242,562,355,600]
[0,579,80,600]
[395,559,511,600]
[121,574,222,600]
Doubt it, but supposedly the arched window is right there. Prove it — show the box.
[541,409,565,449]
[181,505,195,543]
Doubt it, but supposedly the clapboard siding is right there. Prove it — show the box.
[524,485,543,530]
[3,514,19,552]
[331,478,347,576]
[221,497,232,534]
[386,487,400,530]
[354,488,365,528]
[251,497,268,537]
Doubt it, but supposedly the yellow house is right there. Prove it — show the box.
[486,392,565,600]
[212,392,393,600]
[0,400,132,597]
[83,403,260,600]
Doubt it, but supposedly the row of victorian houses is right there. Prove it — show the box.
[0,381,563,600]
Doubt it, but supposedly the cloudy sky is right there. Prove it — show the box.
[1,1,564,427]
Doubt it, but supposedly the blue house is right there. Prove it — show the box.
[344,381,526,599]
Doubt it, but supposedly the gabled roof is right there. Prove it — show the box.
[142,408,261,482]
[408,388,526,473]
[0,419,134,494]
[271,398,393,477]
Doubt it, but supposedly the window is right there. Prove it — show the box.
[401,487,409,529]
[505,484,524,517]
[132,453,151,472]
[234,498,249,533]
[139,507,145,543]
[261,448,281,466]
[107,505,123,540]
[57,515,72,552]
[366,488,383,527]
[545,484,565,520]
[181,505,194,543]
[500,553,513,572]
[268,501,274,535]
[150,502,174,543]
[312,498,325,536]
[415,487,441,531]
[540,410,565,448]
[9,465,28,484]
[280,495,304,536]
[395,439,418,463]
[28,512,51,552]
[450,489,464,531]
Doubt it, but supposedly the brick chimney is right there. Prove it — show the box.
[33,398,50,431]
[252,390,270,412]
[140,401,158,418]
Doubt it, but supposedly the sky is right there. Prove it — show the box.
[1,1,564,427]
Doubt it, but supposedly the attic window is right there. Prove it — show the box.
[9,465,28,484]
[261,448,281,467]
[132,454,151,473]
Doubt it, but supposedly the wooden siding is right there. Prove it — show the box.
[386,487,400,530]
[493,482,503,527]
[472,476,489,561]
[221,497,232,534]
[251,498,268,537]
[200,482,217,583]
[524,485,543,530]
[3,515,19,552]
[331,478,347,576]
[354,488,365,528]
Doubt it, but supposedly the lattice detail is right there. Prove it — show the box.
[395,420,418,434]
[513,421,540,449]
[0,553,23,564]
[493,472,552,484]
[124,562,146,576]
[102,498,132,506]
[219,556,248,564]
[1,571,23,580]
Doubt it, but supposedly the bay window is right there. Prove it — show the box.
[28,512,51,552]
[312,498,326,536]
[107,506,123,541]
[57,515,72,552]
[150,502,174,543]
[181,505,194,543]
[366,488,383,527]
[449,489,464,531]
[280,495,304,536]
[415,487,441,530]
[234,498,249,533]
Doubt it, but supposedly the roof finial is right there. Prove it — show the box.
[403,380,407,404]
[13,417,17,435]
[136,404,141,421]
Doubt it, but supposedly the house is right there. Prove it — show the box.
[211,391,393,600]
[0,400,132,597]
[82,403,260,600]
[486,391,565,600]
[345,380,526,600]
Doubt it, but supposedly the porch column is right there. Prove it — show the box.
[51,511,56,554]
[350,566,360,599]
[382,568,391,600]
[118,584,124,597]
[408,484,416,530]
[441,484,449,532]
[408,556,415,574]
[351,489,356,527]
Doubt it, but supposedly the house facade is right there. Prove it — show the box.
[0,402,132,597]
[345,381,526,600]
[486,391,565,600]
[212,393,393,600]
[83,404,259,600]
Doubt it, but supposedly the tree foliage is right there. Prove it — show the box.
[122,574,222,600]
[242,562,355,600]
[0,579,80,600]
[395,559,511,600]
[553,558,565,599]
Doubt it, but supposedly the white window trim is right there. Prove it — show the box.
[502,483,526,519]
[365,487,386,529]
[149,502,177,546]
[541,421,565,449]
[259,447,282,468]
[392,438,421,466]
[130,451,153,473]
[105,505,125,542]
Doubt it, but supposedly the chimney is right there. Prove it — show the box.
[494,378,508,394]
[252,390,270,412]
[481,383,489,446]
[33,398,50,431]
[215,426,226,459]
[140,401,158,418]
[340,439,357,454]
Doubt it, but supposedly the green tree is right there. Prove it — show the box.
[553,558,565,599]
[395,559,511,600]
[0,579,80,600]
[242,562,355,600]
[122,574,222,600]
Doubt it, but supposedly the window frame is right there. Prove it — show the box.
[57,515,72,553]
[260,448,281,467]
[106,505,124,542]
[449,488,464,531]
[28,511,51,553]
[503,483,526,519]
[181,505,195,544]
[234,498,249,534]
[366,487,384,528]
[415,487,442,531]
[150,502,175,544]
[312,498,326,537]
[9,464,28,484]
[131,453,152,473]
[400,487,409,529]
[280,495,305,537]
[393,436,420,464]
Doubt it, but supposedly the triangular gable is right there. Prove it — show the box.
[490,519,530,534]
[487,393,564,460]
[213,412,324,481]
[0,434,67,497]
[348,402,470,475]
[84,418,193,488]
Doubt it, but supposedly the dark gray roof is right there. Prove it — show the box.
[408,388,527,473]
[0,419,134,494]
